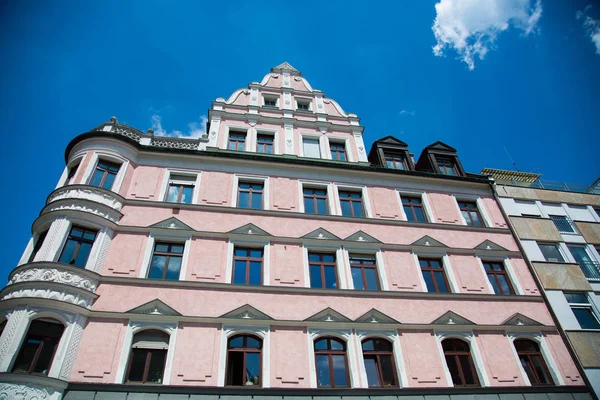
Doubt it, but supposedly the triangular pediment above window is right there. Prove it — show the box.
[431,311,475,325]
[474,240,509,251]
[228,223,272,237]
[411,235,448,248]
[425,141,457,152]
[127,299,181,316]
[355,309,399,324]
[301,228,340,241]
[220,304,273,320]
[148,217,194,231]
[344,230,381,243]
[374,136,409,147]
[304,307,351,323]
[501,313,543,326]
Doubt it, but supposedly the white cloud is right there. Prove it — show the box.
[577,6,600,55]
[151,114,208,138]
[399,109,416,116]
[432,0,542,70]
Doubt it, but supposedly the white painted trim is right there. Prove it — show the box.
[396,189,434,223]
[504,258,524,295]
[179,237,192,280]
[435,331,490,387]
[354,330,408,388]
[452,195,468,226]
[327,136,353,162]
[223,125,250,151]
[225,241,234,284]
[217,325,270,387]
[139,234,156,279]
[302,245,311,288]
[475,256,524,296]
[300,133,323,159]
[475,198,494,228]
[114,321,178,384]
[506,333,565,386]
[412,252,428,292]
[56,153,87,188]
[231,174,270,210]
[307,329,359,388]
[255,128,279,155]
[82,151,129,194]
[375,250,390,291]
[298,180,334,215]
[263,243,271,286]
[159,169,201,205]
[441,254,460,294]
[333,183,372,218]
[337,248,350,289]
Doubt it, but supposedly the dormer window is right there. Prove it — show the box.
[437,157,458,176]
[384,152,407,170]
[297,99,311,111]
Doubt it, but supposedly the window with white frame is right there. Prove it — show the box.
[296,98,311,111]
[329,141,347,161]
[58,225,98,268]
[232,247,264,285]
[457,200,484,227]
[349,254,380,291]
[165,174,196,204]
[314,336,350,387]
[256,134,274,154]
[228,130,247,151]
[226,334,263,386]
[303,137,321,158]
[441,338,480,387]
[338,190,365,218]
[400,194,428,223]
[303,185,329,215]
[537,243,565,262]
[419,257,451,293]
[512,338,554,386]
[125,330,170,384]
[262,95,278,108]
[482,260,515,295]
[147,242,184,280]
[565,292,600,330]
[11,318,65,376]
[89,159,121,190]
[549,215,576,234]
[360,337,399,387]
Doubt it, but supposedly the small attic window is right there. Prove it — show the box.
[296,98,311,111]
[263,96,277,108]
[384,152,407,170]
[436,157,458,176]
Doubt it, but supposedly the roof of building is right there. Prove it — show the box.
[480,168,541,183]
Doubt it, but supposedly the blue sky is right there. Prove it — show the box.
[1,0,599,281]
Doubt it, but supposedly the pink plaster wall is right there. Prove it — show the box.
[383,250,422,291]
[544,332,585,385]
[427,193,461,224]
[270,242,304,287]
[170,323,221,386]
[476,333,525,386]
[399,330,447,387]
[265,76,283,88]
[128,166,164,200]
[186,237,228,283]
[70,318,127,382]
[368,187,401,219]
[482,197,509,228]
[270,326,310,387]
[324,102,343,117]
[449,254,491,294]
[197,171,232,206]
[232,91,249,106]
[270,177,299,211]
[73,152,94,184]
[509,257,540,296]
[290,78,310,92]
[118,161,135,197]
[103,232,148,276]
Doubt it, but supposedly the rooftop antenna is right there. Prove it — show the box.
[504,146,519,172]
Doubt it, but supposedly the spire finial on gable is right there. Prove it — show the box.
[271,62,301,76]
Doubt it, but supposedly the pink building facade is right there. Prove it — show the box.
[0,63,591,400]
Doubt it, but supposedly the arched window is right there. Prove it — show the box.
[514,339,554,386]
[12,318,64,375]
[314,337,350,388]
[442,338,480,387]
[226,334,262,386]
[362,338,398,387]
[125,330,170,384]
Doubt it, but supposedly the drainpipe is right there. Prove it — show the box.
[488,178,597,399]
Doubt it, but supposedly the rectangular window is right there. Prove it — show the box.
[567,245,599,280]
[263,97,277,107]
[330,142,346,161]
[385,153,407,170]
[237,181,264,209]
[350,255,380,291]
[303,138,321,158]
[437,157,458,176]
[339,190,364,218]
[148,242,183,280]
[165,175,195,204]
[419,258,450,293]
[550,215,575,233]
[228,131,246,151]
[256,135,274,154]
[483,261,515,295]
[89,160,120,190]
[539,243,565,262]
[297,99,310,111]
[232,247,263,285]
[309,252,337,289]
[59,226,97,268]
[303,187,328,215]
[402,196,427,222]
[28,231,48,263]
[458,201,484,227]
[565,292,600,329]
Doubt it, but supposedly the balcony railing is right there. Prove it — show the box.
[496,178,600,194]
[578,260,600,281]
[549,215,577,234]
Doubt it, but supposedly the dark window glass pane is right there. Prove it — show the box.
[250,249,262,258]
[167,186,179,202]
[445,355,461,385]
[458,355,477,385]
[304,197,315,214]
[58,239,78,265]
[364,268,379,291]
[316,198,328,214]
[324,266,337,289]
[362,340,375,351]
[373,339,393,352]
[310,265,323,288]
[238,191,249,208]
[352,201,364,217]
[171,245,184,254]
[340,200,352,216]
[434,271,449,292]
[245,352,261,385]
[83,230,96,240]
[488,274,501,294]
[330,339,344,351]
[246,336,261,349]
[146,351,166,383]
[229,336,244,348]
[90,169,104,187]
[251,193,262,209]
[149,256,166,279]
[332,355,348,386]
[539,244,564,262]
[181,187,193,204]
[308,253,321,262]
[470,212,482,227]
[165,257,182,280]
[364,357,380,387]
[102,172,117,190]
[414,207,426,222]
[316,354,331,387]
[422,271,436,292]
[235,248,248,257]
[233,260,247,284]
[572,308,600,329]
[73,242,93,268]
[227,351,244,385]
[249,261,262,285]
[565,293,589,304]
[155,243,170,252]
[497,275,512,295]
[12,338,40,373]
[314,339,328,350]
[351,268,365,290]
[239,183,250,189]
[127,350,147,382]
[380,355,396,386]
[323,254,335,263]
[530,356,552,384]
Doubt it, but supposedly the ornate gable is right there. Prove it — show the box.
[228,223,272,237]
[431,311,475,325]
[411,235,448,248]
[148,217,193,231]
[355,309,399,324]
[127,299,181,316]
[301,228,340,241]
[501,313,543,326]
[474,240,509,251]
[304,308,351,323]
[271,61,300,75]
[220,304,273,320]
[344,230,381,243]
